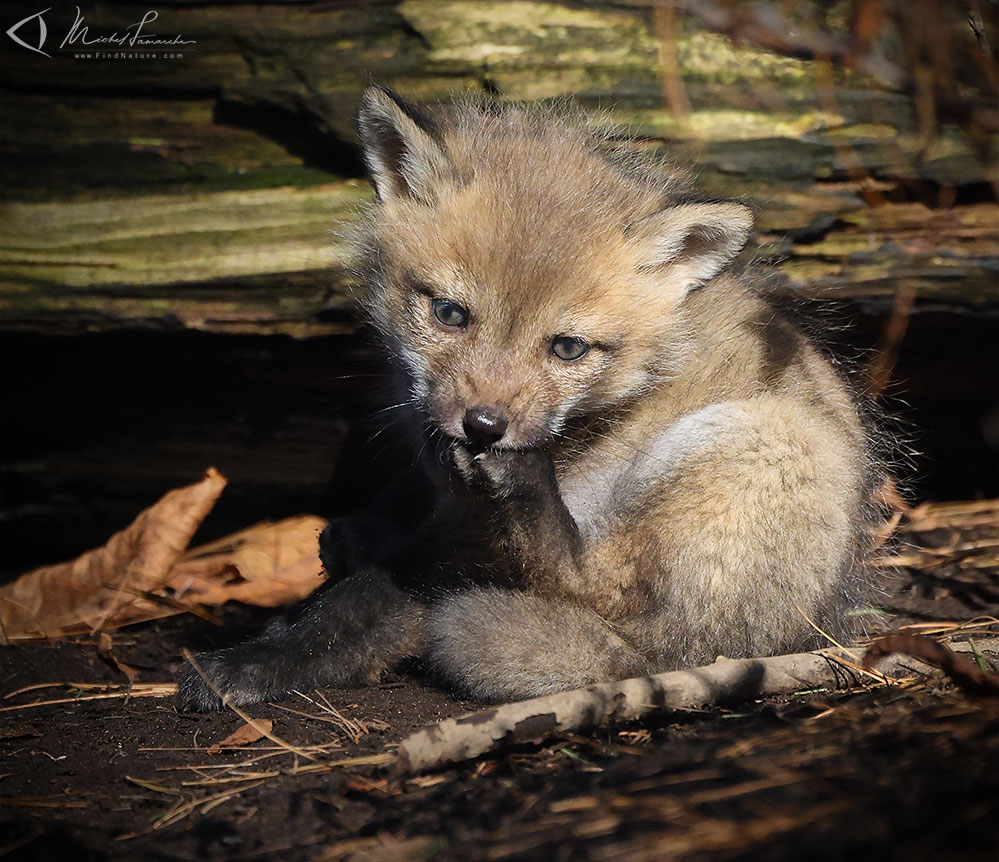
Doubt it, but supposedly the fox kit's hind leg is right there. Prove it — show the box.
[427,588,649,701]
[444,397,866,701]
[177,569,424,712]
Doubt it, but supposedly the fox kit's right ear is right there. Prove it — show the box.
[357,86,459,204]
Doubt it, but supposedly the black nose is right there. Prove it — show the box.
[463,404,508,445]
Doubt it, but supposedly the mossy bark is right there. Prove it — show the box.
[1,1,996,335]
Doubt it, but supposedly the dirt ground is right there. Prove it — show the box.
[2,521,998,862]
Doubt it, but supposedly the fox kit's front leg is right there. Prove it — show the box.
[453,445,610,609]
[177,569,425,712]
[427,447,648,701]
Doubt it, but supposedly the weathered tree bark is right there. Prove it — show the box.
[1,0,996,336]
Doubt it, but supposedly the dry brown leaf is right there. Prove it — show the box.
[206,719,273,755]
[0,469,227,643]
[0,467,328,644]
[169,515,328,608]
[863,634,999,698]
[97,632,140,684]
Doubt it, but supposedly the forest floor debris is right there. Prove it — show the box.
[1,499,996,861]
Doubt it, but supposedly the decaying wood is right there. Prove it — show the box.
[1,1,996,336]
[393,638,999,774]
[0,183,368,337]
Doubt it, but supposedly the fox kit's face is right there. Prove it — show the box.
[371,188,669,448]
[356,88,752,449]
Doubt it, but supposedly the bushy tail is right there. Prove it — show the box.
[426,588,649,702]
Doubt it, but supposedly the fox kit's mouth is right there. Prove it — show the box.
[446,429,535,454]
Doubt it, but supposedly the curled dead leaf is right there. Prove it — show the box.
[97,632,140,684]
[170,515,328,608]
[1,468,328,644]
[206,719,274,755]
[0,469,227,643]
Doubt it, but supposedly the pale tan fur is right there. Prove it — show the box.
[355,88,879,700]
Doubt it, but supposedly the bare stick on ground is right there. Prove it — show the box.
[394,638,999,774]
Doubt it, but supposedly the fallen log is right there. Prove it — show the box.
[393,636,999,774]
[2,1,996,336]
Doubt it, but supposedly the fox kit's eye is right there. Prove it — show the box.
[432,298,469,328]
[551,335,590,361]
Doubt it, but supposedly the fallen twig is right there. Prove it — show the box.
[394,638,999,774]
[0,682,177,713]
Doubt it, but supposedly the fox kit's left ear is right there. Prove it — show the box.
[357,85,460,204]
[628,201,753,300]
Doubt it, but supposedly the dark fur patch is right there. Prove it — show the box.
[751,307,804,384]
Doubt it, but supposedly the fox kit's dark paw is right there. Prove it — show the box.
[177,660,225,712]
[318,517,366,582]
[452,445,554,500]
[176,649,271,713]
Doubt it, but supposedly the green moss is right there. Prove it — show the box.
[676,29,818,93]
[0,182,371,287]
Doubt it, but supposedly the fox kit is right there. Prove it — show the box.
[178,87,880,711]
